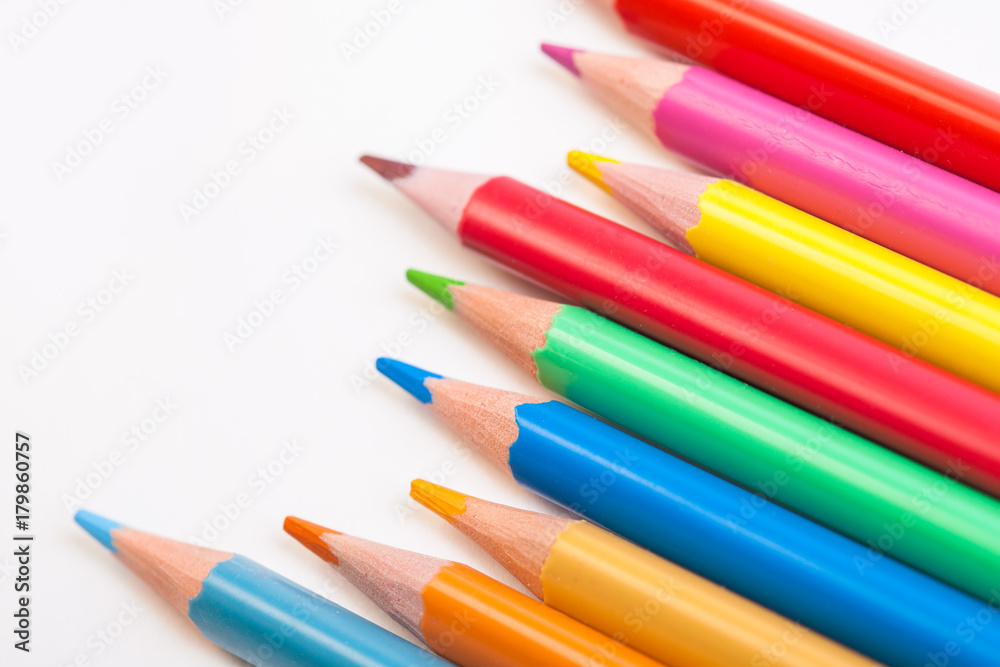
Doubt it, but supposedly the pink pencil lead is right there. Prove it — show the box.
[541,44,583,77]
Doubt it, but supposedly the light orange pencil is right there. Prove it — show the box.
[283,517,668,667]
[410,479,878,667]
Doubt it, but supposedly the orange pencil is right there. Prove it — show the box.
[409,480,877,667]
[283,516,668,667]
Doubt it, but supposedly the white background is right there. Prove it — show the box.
[2,0,998,664]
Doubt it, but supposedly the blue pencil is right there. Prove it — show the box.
[376,358,1000,667]
[75,510,450,667]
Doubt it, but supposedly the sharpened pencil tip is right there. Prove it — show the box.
[568,151,618,194]
[359,155,415,182]
[541,44,583,77]
[75,510,122,553]
[376,358,443,404]
[406,269,463,310]
[284,516,341,566]
[410,480,469,522]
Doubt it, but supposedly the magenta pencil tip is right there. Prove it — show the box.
[359,155,415,182]
[541,44,583,77]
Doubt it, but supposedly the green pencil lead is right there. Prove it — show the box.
[406,269,464,310]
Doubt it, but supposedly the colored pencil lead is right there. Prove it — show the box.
[405,270,557,375]
[541,46,687,137]
[568,150,711,251]
[539,44,582,77]
[284,517,443,641]
[410,479,562,600]
[282,516,341,564]
[405,269,461,310]
[566,150,615,193]
[75,509,120,552]
[76,510,229,614]
[358,155,414,182]
[409,479,468,522]
[377,357,542,472]
[375,357,441,404]
[359,155,491,234]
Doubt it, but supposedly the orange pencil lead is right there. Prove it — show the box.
[283,516,341,565]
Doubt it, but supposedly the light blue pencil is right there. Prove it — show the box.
[75,510,450,666]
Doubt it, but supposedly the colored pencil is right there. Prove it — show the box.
[541,46,1000,298]
[405,268,1000,597]
[566,152,1000,393]
[375,357,1000,666]
[361,157,1000,496]
[597,0,1000,193]
[74,510,449,667]
[409,479,877,667]
[282,517,667,667]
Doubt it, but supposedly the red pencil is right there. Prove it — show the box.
[360,155,1000,493]
[599,0,1000,192]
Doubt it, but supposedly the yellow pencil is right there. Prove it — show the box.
[410,479,878,667]
[569,151,1000,394]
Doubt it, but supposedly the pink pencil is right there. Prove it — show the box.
[542,45,1000,297]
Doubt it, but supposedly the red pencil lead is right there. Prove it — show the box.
[359,155,414,182]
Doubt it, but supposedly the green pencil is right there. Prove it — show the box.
[406,269,1000,603]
